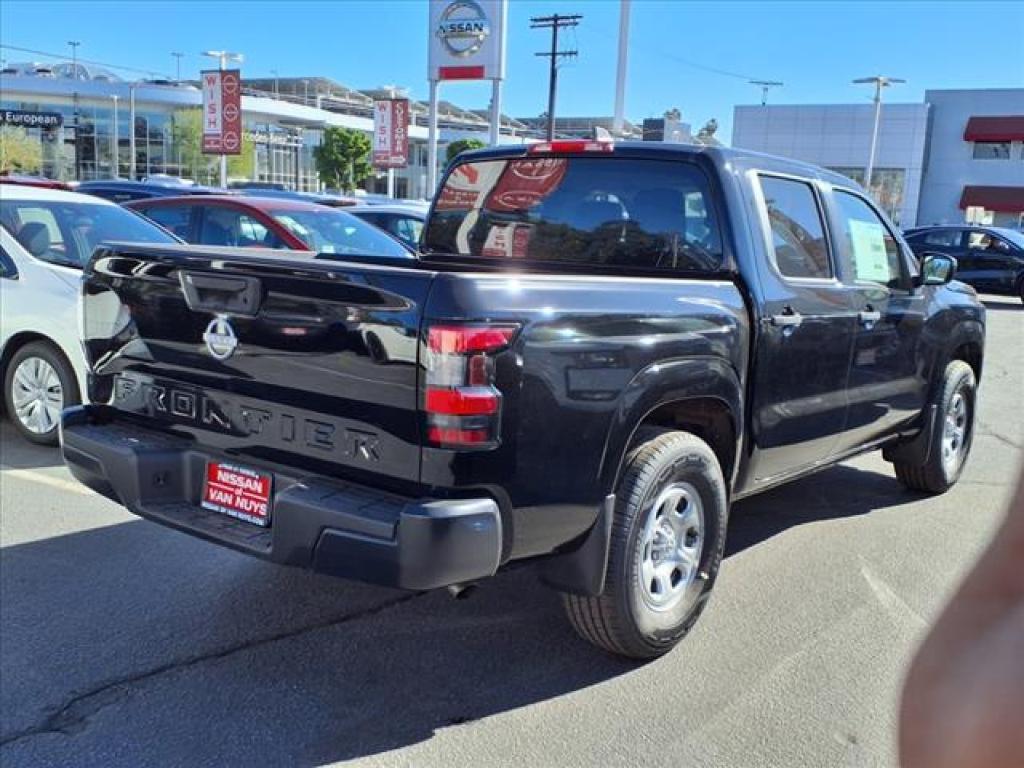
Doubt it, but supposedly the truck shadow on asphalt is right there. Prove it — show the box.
[0,463,922,766]
[0,423,64,470]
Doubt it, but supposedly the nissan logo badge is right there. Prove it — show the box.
[437,0,490,58]
[203,315,238,361]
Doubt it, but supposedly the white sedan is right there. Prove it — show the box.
[0,184,179,444]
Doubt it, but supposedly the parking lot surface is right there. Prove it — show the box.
[1,296,1020,768]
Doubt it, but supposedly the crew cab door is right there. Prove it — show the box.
[745,173,858,486]
[826,189,928,448]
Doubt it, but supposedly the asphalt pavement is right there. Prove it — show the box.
[1,295,1021,768]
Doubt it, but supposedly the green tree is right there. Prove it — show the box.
[446,137,486,163]
[314,126,371,191]
[0,127,43,174]
[170,109,254,185]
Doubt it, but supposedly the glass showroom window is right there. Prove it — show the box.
[972,141,1010,159]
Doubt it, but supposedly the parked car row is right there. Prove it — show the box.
[2,173,428,250]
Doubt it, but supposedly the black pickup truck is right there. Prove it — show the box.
[62,142,985,658]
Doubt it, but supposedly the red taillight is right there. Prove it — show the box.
[424,323,519,449]
[428,325,518,354]
[528,140,614,155]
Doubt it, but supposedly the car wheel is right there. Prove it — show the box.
[894,360,976,494]
[562,429,728,659]
[3,342,80,446]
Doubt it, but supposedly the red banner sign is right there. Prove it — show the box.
[372,99,409,168]
[202,69,242,155]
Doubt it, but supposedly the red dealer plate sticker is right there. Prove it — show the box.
[202,461,273,527]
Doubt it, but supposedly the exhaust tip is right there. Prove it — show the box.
[447,583,478,600]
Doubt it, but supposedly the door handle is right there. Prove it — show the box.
[770,311,803,328]
[859,308,881,327]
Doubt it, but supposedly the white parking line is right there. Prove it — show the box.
[1,467,95,496]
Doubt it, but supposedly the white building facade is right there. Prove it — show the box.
[732,103,929,226]
[916,89,1024,229]
[732,88,1024,229]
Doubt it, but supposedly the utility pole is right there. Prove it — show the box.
[853,75,904,195]
[749,80,783,107]
[171,52,183,81]
[612,0,630,137]
[67,41,80,73]
[531,13,581,141]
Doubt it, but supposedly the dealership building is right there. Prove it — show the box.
[0,64,529,198]
[732,88,1024,228]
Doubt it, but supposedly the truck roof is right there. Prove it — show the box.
[457,141,859,192]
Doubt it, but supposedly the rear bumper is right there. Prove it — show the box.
[61,406,502,591]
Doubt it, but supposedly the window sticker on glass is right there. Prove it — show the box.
[848,218,890,282]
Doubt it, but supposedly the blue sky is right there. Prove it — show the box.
[2,0,1021,140]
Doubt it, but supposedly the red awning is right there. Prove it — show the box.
[959,186,1024,213]
[963,116,1024,142]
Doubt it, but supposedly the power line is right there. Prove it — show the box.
[531,13,582,141]
[0,43,169,78]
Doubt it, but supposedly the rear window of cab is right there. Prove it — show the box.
[423,157,725,273]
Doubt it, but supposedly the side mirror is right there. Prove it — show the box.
[918,252,957,286]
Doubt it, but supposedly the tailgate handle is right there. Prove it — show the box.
[179,272,262,316]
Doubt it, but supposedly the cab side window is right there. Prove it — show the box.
[758,176,832,279]
[833,190,906,290]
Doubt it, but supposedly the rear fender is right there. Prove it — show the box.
[599,356,744,497]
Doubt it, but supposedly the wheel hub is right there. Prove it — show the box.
[638,482,705,612]
[941,391,968,474]
[11,357,63,435]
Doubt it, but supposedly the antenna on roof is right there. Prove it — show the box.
[749,80,783,106]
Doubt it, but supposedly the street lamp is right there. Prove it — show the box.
[110,94,119,178]
[302,79,310,105]
[201,50,244,187]
[67,41,80,74]
[853,75,905,196]
[270,69,279,97]
[171,51,183,81]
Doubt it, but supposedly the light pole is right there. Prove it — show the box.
[750,80,783,107]
[302,79,310,105]
[201,50,244,188]
[853,75,905,196]
[270,69,279,97]
[67,41,80,74]
[171,52,183,81]
[110,94,119,178]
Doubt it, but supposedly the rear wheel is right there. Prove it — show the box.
[894,360,976,494]
[563,430,728,659]
[3,342,80,446]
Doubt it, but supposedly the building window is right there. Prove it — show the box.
[973,141,1010,159]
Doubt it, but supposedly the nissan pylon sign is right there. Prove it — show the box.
[429,0,507,81]
[202,69,242,155]
[373,99,410,168]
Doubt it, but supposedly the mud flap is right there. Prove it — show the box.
[541,494,615,597]
[883,404,937,465]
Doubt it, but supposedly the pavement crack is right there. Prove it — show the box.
[976,421,1023,450]
[0,591,424,749]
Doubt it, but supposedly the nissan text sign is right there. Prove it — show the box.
[429,0,507,81]
[202,69,242,155]
[372,99,410,168]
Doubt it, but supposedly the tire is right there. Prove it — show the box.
[894,360,976,494]
[3,341,80,446]
[563,430,728,659]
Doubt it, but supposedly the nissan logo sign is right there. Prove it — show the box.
[203,315,239,361]
[436,0,490,57]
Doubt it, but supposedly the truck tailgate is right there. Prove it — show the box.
[82,244,434,485]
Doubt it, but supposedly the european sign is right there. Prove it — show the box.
[202,69,242,155]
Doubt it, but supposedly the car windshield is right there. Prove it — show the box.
[998,229,1024,249]
[0,199,177,268]
[269,208,411,259]
[422,156,725,272]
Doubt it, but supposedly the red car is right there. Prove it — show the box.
[125,195,412,259]
[0,173,73,191]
